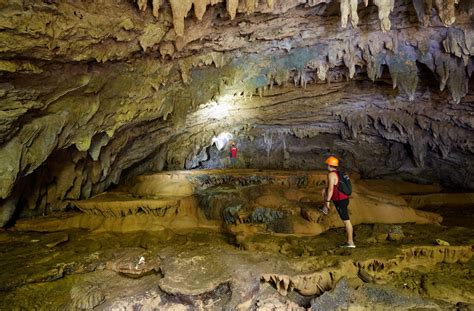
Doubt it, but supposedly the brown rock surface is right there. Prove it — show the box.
[0,220,473,309]
[13,170,443,239]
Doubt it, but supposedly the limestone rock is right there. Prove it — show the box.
[0,196,18,227]
[310,277,350,311]
[255,297,304,310]
[70,284,105,310]
[340,0,359,29]
[45,233,68,248]
[106,248,161,278]
[387,225,405,241]
[158,248,232,297]
[374,0,395,32]
[435,239,450,246]
[0,0,472,227]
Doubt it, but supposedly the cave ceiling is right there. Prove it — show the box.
[0,0,473,225]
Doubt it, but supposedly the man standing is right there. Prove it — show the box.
[230,142,238,168]
[321,156,355,248]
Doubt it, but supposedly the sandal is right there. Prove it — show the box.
[339,243,356,248]
[318,206,328,215]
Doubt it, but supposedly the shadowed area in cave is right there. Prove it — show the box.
[0,0,473,309]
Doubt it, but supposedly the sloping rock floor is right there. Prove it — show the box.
[0,220,473,310]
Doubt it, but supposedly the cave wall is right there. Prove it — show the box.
[0,0,473,225]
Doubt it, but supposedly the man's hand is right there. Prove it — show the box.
[325,201,331,210]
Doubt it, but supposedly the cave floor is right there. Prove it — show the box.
[0,221,473,310]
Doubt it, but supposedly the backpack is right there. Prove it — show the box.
[337,171,352,196]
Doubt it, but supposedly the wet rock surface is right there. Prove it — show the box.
[70,283,105,310]
[11,170,444,238]
[0,220,473,310]
[1,171,470,309]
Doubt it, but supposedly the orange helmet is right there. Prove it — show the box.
[325,156,339,167]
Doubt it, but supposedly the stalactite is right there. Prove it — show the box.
[434,53,468,104]
[434,0,458,26]
[169,0,194,37]
[136,0,147,11]
[194,0,209,20]
[442,28,469,59]
[267,0,275,10]
[263,132,273,158]
[152,0,161,17]
[246,0,256,15]
[134,0,464,41]
[374,0,395,32]
[340,0,359,29]
[168,0,227,36]
[343,50,356,79]
[227,0,239,19]
[412,0,432,26]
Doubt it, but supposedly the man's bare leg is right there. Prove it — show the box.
[343,220,355,245]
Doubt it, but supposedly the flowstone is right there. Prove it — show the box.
[13,170,445,239]
[158,248,232,297]
[70,284,105,310]
[0,221,473,309]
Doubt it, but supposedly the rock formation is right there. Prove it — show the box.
[1,221,473,309]
[0,0,473,226]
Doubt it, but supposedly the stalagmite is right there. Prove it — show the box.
[374,0,395,32]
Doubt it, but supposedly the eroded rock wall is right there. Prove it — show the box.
[0,0,473,225]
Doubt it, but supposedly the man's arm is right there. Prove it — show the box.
[325,172,337,209]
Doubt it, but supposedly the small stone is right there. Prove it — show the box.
[46,234,68,248]
[376,233,389,242]
[387,232,404,241]
[366,237,377,243]
[387,225,404,242]
[106,248,160,278]
[435,239,450,246]
[358,268,374,283]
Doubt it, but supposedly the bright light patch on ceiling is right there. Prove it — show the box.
[211,132,233,150]
[199,94,236,120]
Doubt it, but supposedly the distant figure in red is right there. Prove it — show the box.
[230,142,238,167]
